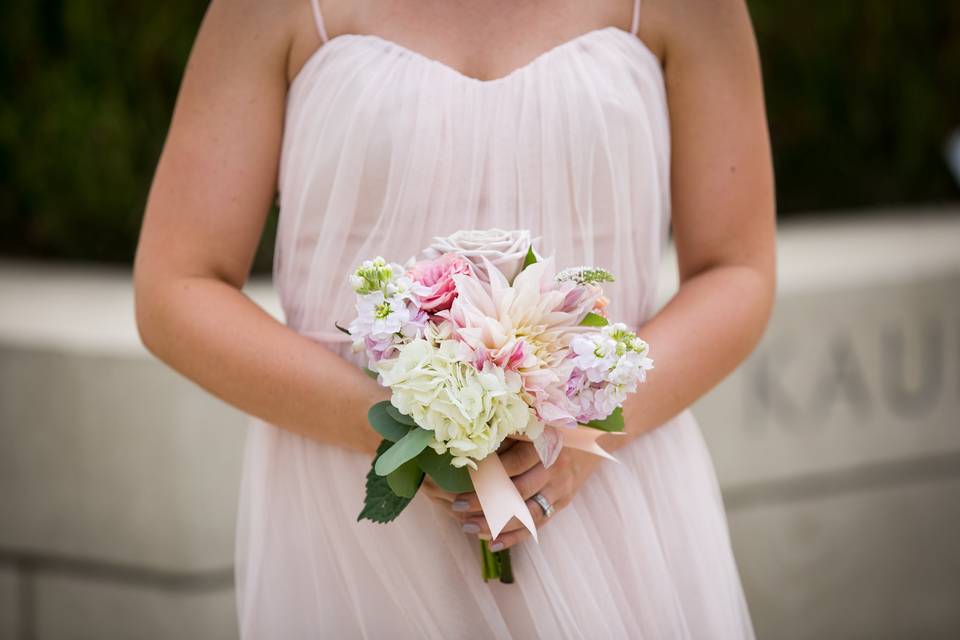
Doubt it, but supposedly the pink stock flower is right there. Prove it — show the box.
[407,253,473,313]
[360,305,429,367]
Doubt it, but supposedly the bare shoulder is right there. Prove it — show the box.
[638,0,759,67]
[191,0,301,77]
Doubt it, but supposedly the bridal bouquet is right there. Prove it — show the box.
[343,229,653,583]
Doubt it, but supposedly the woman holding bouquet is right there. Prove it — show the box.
[134,0,774,637]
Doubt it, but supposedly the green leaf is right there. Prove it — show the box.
[580,312,609,327]
[363,367,379,379]
[367,401,411,442]
[374,427,434,476]
[358,440,413,523]
[521,246,538,270]
[385,404,418,427]
[586,406,625,432]
[416,449,474,493]
[386,457,425,498]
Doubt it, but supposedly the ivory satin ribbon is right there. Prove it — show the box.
[467,427,625,540]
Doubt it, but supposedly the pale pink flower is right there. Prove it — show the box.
[442,256,598,429]
[555,282,605,319]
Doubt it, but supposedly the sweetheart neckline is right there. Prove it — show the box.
[288,25,663,92]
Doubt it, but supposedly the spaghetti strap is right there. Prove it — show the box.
[630,0,642,36]
[308,0,330,44]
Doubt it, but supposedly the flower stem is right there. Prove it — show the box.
[496,548,514,584]
[479,540,515,583]
[480,539,499,580]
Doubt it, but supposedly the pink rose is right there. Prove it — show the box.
[407,253,473,313]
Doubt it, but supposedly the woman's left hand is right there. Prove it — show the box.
[447,442,603,551]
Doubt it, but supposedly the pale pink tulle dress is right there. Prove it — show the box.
[234,0,756,637]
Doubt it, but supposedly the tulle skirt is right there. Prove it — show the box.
[234,404,755,639]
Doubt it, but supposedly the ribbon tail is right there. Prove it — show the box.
[531,426,563,469]
[561,426,625,463]
[468,454,538,542]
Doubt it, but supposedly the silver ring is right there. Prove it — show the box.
[531,492,555,518]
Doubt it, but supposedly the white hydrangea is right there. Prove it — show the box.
[376,337,541,469]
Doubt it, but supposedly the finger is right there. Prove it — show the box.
[498,440,541,477]
[489,526,531,551]
[451,490,481,513]
[496,438,519,454]
[511,462,550,501]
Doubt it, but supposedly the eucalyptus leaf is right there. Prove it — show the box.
[386,457,425,498]
[580,312,609,327]
[358,439,413,523]
[385,404,418,427]
[374,427,434,476]
[368,401,411,442]
[416,449,474,493]
[586,406,625,432]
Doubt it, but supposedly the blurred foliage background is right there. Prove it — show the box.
[1,0,958,271]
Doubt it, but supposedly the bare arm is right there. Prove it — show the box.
[606,0,777,451]
[133,0,386,456]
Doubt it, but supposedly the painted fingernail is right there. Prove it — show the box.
[452,499,470,511]
[462,522,480,534]
[490,542,504,552]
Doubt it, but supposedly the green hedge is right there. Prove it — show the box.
[1,1,957,268]
[751,0,960,212]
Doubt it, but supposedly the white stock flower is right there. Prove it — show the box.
[349,291,412,340]
[571,333,620,382]
[422,228,534,283]
[387,274,430,301]
[346,257,431,367]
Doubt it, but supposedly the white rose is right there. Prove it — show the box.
[422,228,534,283]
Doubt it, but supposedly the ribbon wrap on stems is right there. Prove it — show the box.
[466,426,624,540]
